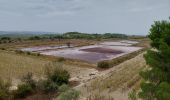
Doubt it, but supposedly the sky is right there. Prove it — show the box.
[0,0,169,35]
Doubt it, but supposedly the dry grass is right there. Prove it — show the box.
[0,39,97,50]
[0,39,99,68]
[78,52,146,99]
[0,50,50,80]
[93,53,145,92]
[0,50,96,86]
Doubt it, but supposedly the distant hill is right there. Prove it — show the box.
[0,31,59,38]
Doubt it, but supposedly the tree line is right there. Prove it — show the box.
[28,32,128,40]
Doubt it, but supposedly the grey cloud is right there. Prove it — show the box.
[0,0,86,16]
[0,0,169,35]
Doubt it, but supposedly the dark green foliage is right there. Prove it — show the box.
[15,73,36,98]
[37,65,70,93]
[138,82,156,100]
[58,84,69,92]
[97,61,110,68]
[26,51,31,55]
[15,50,24,54]
[37,80,58,92]
[103,33,127,39]
[128,89,137,100]
[27,32,127,40]
[58,84,79,100]
[29,36,41,40]
[0,37,12,44]
[62,32,127,39]
[0,37,11,40]
[149,20,170,48]
[37,63,70,93]
[45,62,70,86]
[33,53,40,56]
[16,84,33,98]
[57,57,66,62]
[59,89,80,100]
[139,18,170,100]
[31,53,41,56]
[0,31,127,40]
[156,82,170,100]
[49,69,70,86]
[0,48,5,50]
[0,64,70,98]
[21,72,36,89]
[0,79,11,100]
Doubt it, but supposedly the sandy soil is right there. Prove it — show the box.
[72,52,146,100]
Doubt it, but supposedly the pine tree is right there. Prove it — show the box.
[139,18,170,100]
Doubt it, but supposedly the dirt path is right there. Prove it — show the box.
[72,52,146,100]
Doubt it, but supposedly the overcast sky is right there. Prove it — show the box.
[0,0,169,35]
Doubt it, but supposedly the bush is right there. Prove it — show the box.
[16,84,33,98]
[0,79,11,100]
[97,61,110,68]
[57,57,66,62]
[128,89,137,100]
[31,53,41,56]
[59,89,80,100]
[15,50,24,54]
[0,48,5,50]
[29,36,41,40]
[26,51,31,55]
[37,80,58,92]
[58,84,69,92]
[21,72,36,89]
[36,53,40,56]
[45,63,70,86]
[36,62,70,93]
[50,69,69,86]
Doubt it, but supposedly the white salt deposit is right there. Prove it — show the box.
[21,40,142,63]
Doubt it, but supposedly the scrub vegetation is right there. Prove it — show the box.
[138,18,170,100]
[0,30,151,100]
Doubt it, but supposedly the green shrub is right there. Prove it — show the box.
[59,89,80,100]
[36,62,70,93]
[45,63,70,86]
[0,79,11,100]
[37,80,58,92]
[15,50,24,54]
[31,53,41,56]
[21,72,36,89]
[0,48,5,50]
[36,53,40,56]
[128,89,137,100]
[16,84,33,98]
[50,69,70,86]
[57,57,66,62]
[58,84,69,92]
[155,82,170,100]
[97,61,110,68]
[26,51,31,55]
[29,36,41,40]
